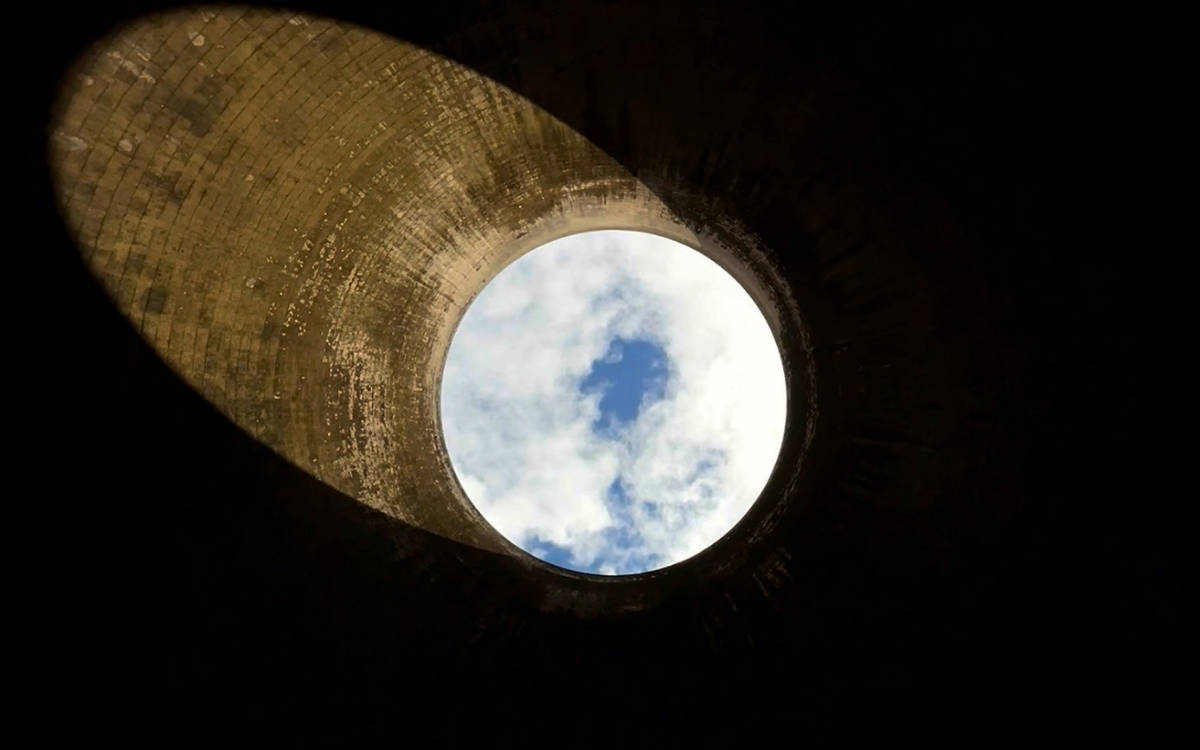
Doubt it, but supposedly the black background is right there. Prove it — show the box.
[21,1,1173,744]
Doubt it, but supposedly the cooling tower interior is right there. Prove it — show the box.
[28,1,1167,743]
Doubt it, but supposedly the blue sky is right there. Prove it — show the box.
[531,338,669,571]
[441,230,786,575]
[580,338,669,432]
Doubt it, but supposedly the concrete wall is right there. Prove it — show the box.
[32,0,1154,742]
[50,6,821,575]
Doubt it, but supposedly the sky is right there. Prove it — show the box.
[440,230,786,574]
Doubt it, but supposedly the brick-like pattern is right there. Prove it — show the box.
[42,5,1079,736]
[50,7,802,551]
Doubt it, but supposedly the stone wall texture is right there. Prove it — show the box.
[35,0,1152,743]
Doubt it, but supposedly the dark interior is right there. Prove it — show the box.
[27,1,1168,743]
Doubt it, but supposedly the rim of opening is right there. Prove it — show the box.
[434,221,810,583]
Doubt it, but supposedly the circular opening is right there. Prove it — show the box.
[441,230,786,575]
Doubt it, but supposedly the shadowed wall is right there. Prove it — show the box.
[30,0,1163,743]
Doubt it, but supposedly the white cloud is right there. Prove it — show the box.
[441,230,786,574]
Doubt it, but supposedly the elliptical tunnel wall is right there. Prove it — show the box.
[49,7,817,597]
[38,1,1062,739]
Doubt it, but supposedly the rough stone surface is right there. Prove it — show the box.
[50,7,819,566]
[31,0,1158,743]
[51,9,819,558]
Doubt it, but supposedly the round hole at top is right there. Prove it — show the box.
[440,230,786,575]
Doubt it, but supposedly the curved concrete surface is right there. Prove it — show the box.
[32,0,1152,743]
[50,8,816,563]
